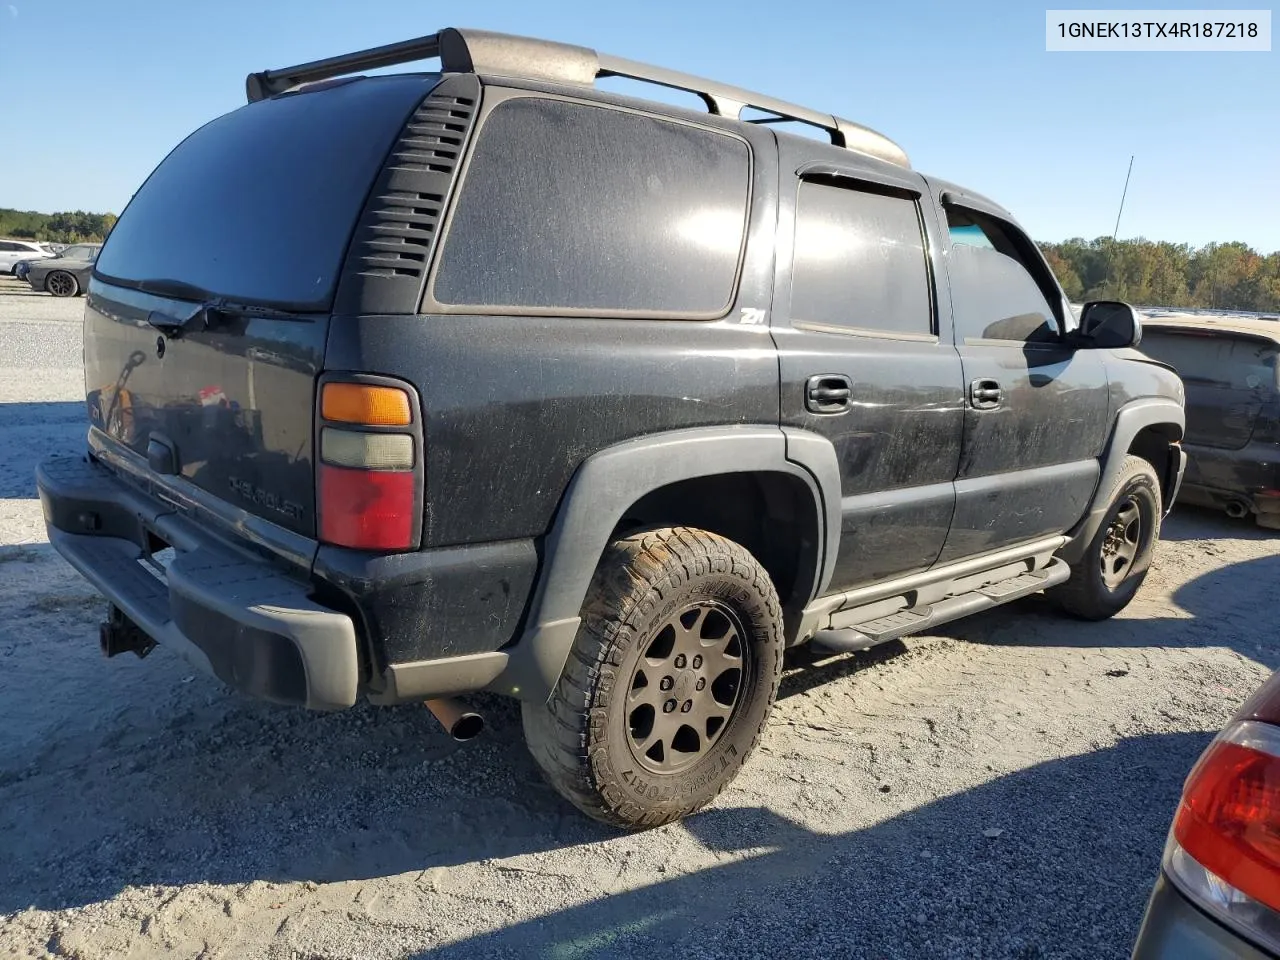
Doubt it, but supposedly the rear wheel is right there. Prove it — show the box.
[1050,455,1161,620]
[45,271,79,298]
[522,527,784,829]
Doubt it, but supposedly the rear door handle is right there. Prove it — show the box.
[806,374,853,414]
[969,378,1002,409]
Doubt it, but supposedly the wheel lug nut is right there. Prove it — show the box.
[695,678,706,691]
[660,676,674,691]
[663,699,677,713]
[692,655,703,669]
[674,654,687,669]
[681,700,693,713]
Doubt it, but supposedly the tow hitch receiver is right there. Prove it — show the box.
[99,605,156,659]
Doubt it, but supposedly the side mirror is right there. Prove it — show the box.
[1078,300,1142,349]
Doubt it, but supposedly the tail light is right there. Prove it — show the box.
[1249,398,1280,444]
[316,380,421,551]
[1164,676,1280,952]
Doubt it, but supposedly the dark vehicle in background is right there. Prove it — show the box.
[24,243,102,297]
[1140,316,1280,530]
[35,27,1186,828]
[1133,668,1280,959]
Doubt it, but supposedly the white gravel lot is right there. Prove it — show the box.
[0,274,1276,960]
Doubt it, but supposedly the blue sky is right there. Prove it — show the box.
[0,0,1276,249]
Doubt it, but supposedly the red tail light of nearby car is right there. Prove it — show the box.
[1164,677,1280,953]
[316,380,421,551]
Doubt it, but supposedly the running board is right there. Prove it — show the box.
[809,557,1070,654]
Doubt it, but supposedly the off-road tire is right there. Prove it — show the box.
[1050,455,1161,620]
[522,527,784,829]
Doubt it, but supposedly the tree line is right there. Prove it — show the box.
[0,208,117,243]
[1039,237,1280,314]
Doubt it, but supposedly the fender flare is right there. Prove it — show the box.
[495,425,841,703]
[1059,397,1185,564]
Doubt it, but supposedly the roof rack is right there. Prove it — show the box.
[245,28,910,169]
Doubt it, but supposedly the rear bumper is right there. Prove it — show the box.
[37,454,359,710]
[1177,441,1280,515]
[1132,873,1274,959]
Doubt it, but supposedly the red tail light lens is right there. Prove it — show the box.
[1162,676,1280,951]
[1173,725,1280,914]
[318,464,416,550]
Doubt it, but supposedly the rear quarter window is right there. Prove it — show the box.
[430,97,751,316]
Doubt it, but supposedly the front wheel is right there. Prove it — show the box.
[1049,455,1162,620]
[45,270,79,298]
[522,527,784,829]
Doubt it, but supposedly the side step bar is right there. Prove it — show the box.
[810,557,1070,654]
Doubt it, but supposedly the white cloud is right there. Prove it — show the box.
[7,5,17,18]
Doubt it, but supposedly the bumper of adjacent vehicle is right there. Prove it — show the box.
[1132,873,1274,960]
[1178,441,1280,515]
[36,454,359,710]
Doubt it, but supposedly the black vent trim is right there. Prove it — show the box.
[334,74,482,315]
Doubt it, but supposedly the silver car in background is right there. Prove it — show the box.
[0,238,56,275]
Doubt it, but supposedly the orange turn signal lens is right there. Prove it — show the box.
[320,383,412,426]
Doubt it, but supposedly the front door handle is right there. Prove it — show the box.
[969,378,1002,410]
[806,374,853,414]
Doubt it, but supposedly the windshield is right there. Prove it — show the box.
[62,245,96,260]
[94,74,440,310]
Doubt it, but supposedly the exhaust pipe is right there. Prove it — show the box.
[1225,501,1249,519]
[424,698,485,742]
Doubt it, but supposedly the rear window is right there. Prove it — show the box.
[95,75,439,310]
[1141,330,1279,391]
[431,97,750,316]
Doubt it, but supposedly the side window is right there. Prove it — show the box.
[946,206,1062,344]
[0,242,17,252]
[432,97,751,316]
[789,179,933,335]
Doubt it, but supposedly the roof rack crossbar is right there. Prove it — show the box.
[245,27,910,168]
[246,33,443,103]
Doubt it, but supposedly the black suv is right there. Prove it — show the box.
[37,28,1187,828]
[1138,314,1280,529]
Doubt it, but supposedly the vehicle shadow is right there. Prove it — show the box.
[411,732,1204,959]
[0,281,49,297]
[0,401,87,498]
[936,546,1280,671]
[1159,502,1277,543]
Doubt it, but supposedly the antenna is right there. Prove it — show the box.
[1112,155,1135,240]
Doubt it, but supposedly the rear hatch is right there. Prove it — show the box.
[85,74,441,537]
[1139,328,1280,450]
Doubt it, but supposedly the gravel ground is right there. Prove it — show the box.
[0,275,1276,959]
